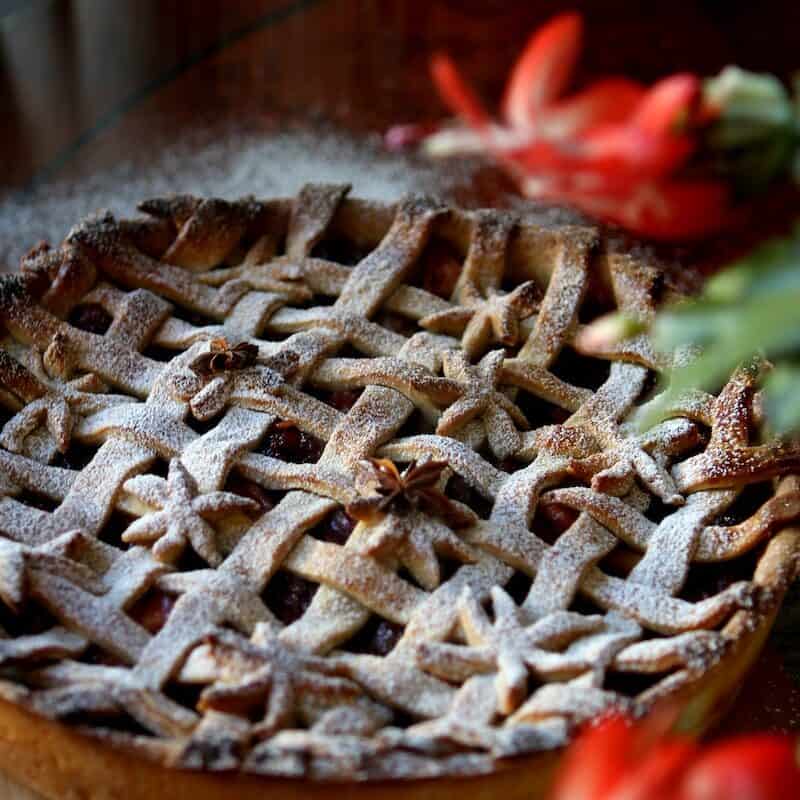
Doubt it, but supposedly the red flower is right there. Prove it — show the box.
[548,713,800,800]
[395,13,730,239]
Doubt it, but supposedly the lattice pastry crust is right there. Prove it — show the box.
[0,185,798,786]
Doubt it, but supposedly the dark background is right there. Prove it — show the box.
[2,0,800,190]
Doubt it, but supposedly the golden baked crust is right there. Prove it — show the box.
[0,185,798,796]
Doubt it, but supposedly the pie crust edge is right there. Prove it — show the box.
[0,523,793,800]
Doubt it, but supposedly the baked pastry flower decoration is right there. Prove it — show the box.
[365,507,478,592]
[0,343,128,456]
[420,279,541,359]
[436,349,528,461]
[121,459,258,566]
[0,531,105,614]
[344,459,479,589]
[572,423,686,506]
[193,625,362,740]
[417,587,604,715]
[171,338,297,421]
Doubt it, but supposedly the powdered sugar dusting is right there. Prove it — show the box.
[0,179,796,781]
[0,125,483,270]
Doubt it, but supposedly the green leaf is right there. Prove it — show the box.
[703,229,800,301]
[763,364,800,435]
[653,304,736,350]
[703,67,798,193]
[575,312,648,352]
[644,226,800,435]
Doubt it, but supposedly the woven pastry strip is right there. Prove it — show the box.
[0,184,798,781]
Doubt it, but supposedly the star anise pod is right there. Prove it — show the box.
[346,458,474,529]
[190,338,259,377]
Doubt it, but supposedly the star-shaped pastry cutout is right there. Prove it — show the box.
[121,460,258,567]
[361,509,477,591]
[170,338,291,420]
[417,587,604,715]
[420,279,541,359]
[436,350,528,460]
[0,346,128,456]
[513,365,695,506]
[195,625,361,739]
[29,660,198,738]
[0,532,104,613]
[571,431,687,506]
[670,365,800,492]
[170,340,305,423]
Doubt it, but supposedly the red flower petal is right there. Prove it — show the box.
[418,13,720,241]
[679,735,799,800]
[503,138,574,173]
[605,740,698,800]
[501,12,583,129]
[539,78,646,137]
[599,180,729,239]
[633,180,728,239]
[547,714,636,800]
[507,126,694,184]
[526,178,729,240]
[630,73,700,136]
[430,53,492,130]
[573,125,695,179]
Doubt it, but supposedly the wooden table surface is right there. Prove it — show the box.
[0,5,799,795]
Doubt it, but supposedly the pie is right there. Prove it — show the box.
[0,184,798,800]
